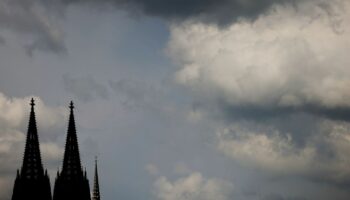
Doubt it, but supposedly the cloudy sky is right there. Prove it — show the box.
[1,0,350,199]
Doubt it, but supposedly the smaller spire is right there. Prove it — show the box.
[92,157,101,200]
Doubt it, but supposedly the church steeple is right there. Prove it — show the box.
[53,101,91,200]
[61,101,83,179]
[92,157,101,200]
[21,98,44,179]
[12,98,52,200]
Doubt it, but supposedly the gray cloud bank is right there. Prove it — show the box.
[62,0,303,25]
[0,0,66,55]
[0,0,328,54]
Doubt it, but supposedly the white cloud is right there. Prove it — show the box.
[154,172,234,200]
[318,120,350,181]
[217,120,350,182]
[168,0,350,109]
[166,0,350,191]
[217,123,316,174]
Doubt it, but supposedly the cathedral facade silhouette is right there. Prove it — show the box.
[11,99,100,200]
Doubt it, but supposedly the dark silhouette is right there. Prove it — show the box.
[11,100,100,200]
[93,157,101,200]
[53,101,91,200]
[11,98,52,200]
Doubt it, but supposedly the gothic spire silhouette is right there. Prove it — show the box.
[12,98,52,200]
[21,98,44,178]
[93,157,101,200]
[53,101,91,200]
[61,101,83,178]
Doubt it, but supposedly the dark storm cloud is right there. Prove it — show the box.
[62,0,301,25]
[218,103,350,122]
[24,35,67,57]
[0,0,66,54]
[261,194,306,200]
[0,0,310,54]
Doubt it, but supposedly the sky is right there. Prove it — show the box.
[0,0,350,199]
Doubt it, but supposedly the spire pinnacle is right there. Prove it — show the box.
[21,98,44,179]
[61,101,82,179]
[92,157,100,200]
[12,99,53,200]
[53,102,91,200]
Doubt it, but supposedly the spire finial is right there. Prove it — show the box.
[69,101,74,111]
[30,98,35,109]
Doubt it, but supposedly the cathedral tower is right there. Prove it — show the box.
[53,101,91,200]
[11,98,52,200]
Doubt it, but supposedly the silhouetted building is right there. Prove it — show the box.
[53,101,91,200]
[92,157,101,200]
[11,98,52,200]
[11,100,100,200]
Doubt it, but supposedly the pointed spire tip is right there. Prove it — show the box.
[69,101,74,110]
[30,98,35,108]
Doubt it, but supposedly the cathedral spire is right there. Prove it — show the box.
[61,101,83,179]
[12,98,52,200]
[21,98,44,179]
[92,157,101,200]
[53,101,91,200]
